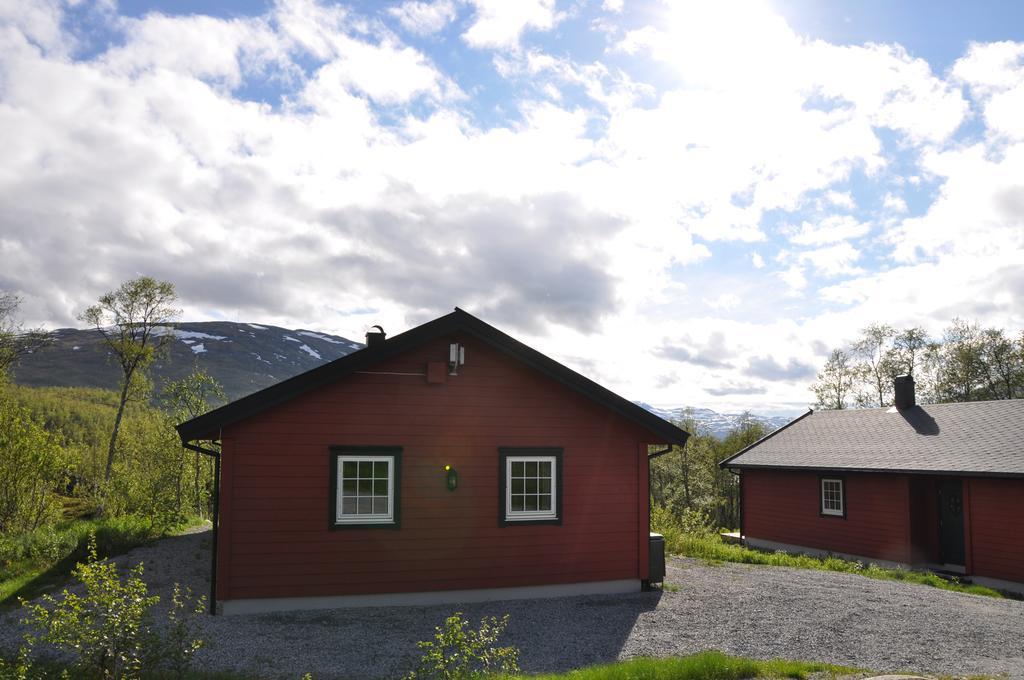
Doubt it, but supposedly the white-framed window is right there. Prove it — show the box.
[820,477,844,517]
[331,449,400,526]
[500,448,561,524]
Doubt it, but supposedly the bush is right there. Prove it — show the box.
[160,584,206,679]
[405,612,520,680]
[21,536,160,679]
[0,399,67,534]
[678,507,716,537]
[15,536,205,680]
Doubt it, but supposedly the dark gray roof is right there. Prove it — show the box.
[721,400,1024,477]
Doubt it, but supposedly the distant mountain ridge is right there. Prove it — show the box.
[12,321,363,401]
[13,322,794,435]
[634,402,793,440]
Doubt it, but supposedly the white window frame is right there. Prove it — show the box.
[821,477,844,517]
[505,455,558,522]
[335,454,395,525]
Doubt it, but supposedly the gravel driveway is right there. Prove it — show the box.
[3,529,1023,679]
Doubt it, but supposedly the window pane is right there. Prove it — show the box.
[357,497,372,514]
[373,480,388,495]
[374,461,388,478]
[511,461,524,477]
[525,461,538,477]
[524,495,538,511]
[342,479,357,495]
[358,461,373,477]
[524,478,537,494]
[539,478,550,493]
[342,461,357,478]
[511,495,524,511]
[372,497,389,514]
[341,497,357,515]
[511,479,524,494]
[539,495,551,511]
[538,461,551,477]
[358,479,373,495]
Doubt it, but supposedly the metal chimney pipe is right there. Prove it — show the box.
[365,325,386,347]
[894,375,915,410]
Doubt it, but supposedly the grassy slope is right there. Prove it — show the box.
[0,515,202,608]
[653,515,1002,598]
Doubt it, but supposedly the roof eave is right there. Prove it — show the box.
[725,463,1024,479]
[717,408,814,469]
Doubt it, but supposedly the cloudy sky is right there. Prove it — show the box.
[2,0,1023,415]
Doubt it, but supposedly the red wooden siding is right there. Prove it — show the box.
[217,335,659,601]
[967,477,1024,583]
[743,469,911,563]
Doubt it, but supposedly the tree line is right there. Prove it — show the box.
[811,320,1024,409]
[649,415,767,532]
[651,318,1023,535]
[0,278,224,537]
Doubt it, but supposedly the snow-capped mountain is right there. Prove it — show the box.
[13,321,363,400]
[634,402,794,440]
[14,324,798,436]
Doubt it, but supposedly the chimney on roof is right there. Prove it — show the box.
[365,325,386,347]
[894,375,915,410]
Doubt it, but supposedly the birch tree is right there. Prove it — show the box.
[80,277,180,485]
[0,292,49,376]
[811,348,856,409]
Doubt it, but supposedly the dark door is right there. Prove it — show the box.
[938,480,965,565]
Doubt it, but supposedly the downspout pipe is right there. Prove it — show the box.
[182,440,221,616]
[644,443,677,592]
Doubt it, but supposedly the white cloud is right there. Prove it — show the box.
[602,0,624,12]
[952,41,1024,141]
[462,0,561,50]
[704,293,741,310]
[825,190,855,209]
[100,13,285,89]
[788,215,871,246]
[887,143,1024,263]
[778,265,807,293]
[601,5,966,246]
[388,0,458,36]
[313,37,449,104]
[2,0,1022,418]
[796,242,863,277]
[883,192,908,213]
[0,0,68,55]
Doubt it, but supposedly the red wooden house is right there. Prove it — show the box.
[177,308,689,614]
[720,376,1024,593]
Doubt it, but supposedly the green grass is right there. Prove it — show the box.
[498,651,860,680]
[0,652,259,680]
[659,526,1002,599]
[0,651,859,680]
[0,514,204,608]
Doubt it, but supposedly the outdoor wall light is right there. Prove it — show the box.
[444,464,458,491]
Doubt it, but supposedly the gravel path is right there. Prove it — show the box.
[3,529,1023,679]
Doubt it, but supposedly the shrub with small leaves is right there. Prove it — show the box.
[155,584,206,679]
[21,536,159,679]
[10,535,208,679]
[405,612,519,680]
[678,507,716,537]
[0,642,40,680]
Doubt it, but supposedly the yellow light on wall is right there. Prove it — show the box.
[445,465,458,491]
